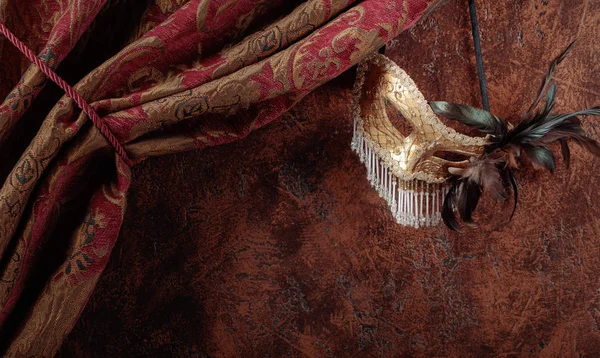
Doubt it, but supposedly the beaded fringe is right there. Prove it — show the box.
[351,129,448,228]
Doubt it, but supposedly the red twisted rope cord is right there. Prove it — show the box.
[0,22,133,167]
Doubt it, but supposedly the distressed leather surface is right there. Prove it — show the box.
[59,0,600,356]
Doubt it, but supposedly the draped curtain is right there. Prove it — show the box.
[0,0,441,355]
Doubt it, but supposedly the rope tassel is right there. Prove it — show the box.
[0,21,133,166]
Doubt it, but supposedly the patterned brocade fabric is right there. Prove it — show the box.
[0,0,441,356]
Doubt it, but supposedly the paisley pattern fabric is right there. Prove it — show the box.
[0,0,440,355]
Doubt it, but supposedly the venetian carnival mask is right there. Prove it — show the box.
[352,48,600,231]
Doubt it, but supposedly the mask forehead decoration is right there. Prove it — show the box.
[352,46,600,231]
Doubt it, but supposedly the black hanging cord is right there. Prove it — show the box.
[379,3,487,110]
[468,0,490,111]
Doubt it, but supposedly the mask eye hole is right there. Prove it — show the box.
[432,151,470,163]
[384,98,413,137]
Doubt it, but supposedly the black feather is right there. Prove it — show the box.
[454,182,467,221]
[430,101,507,137]
[542,83,556,116]
[545,108,600,126]
[523,145,556,173]
[442,182,461,232]
[459,181,482,227]
[503,108,600,155]
[524,41,575,118]
[574,137,600,157]
[507,169,518,221]
[560,139,570,169]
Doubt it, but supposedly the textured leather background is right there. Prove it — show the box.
[59,0,600,356]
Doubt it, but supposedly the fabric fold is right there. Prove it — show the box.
[0,0,442,355]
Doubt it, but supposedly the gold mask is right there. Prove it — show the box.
[351,53,489,228]
[353,44,600,231]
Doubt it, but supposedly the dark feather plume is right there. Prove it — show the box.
[522,145,556,173]
[507,169,518,221]
[442,158,510,231]
[523,41,575,119]
[457,181,482,227]
[459,158,506,199]
[437,42,599,230]
[442,182,461,232]
[560,139,570,169]
[430,101,507,137]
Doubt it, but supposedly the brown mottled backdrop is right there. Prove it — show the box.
[59,0,600,357]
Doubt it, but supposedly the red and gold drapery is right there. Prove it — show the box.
[0,0,440,355]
